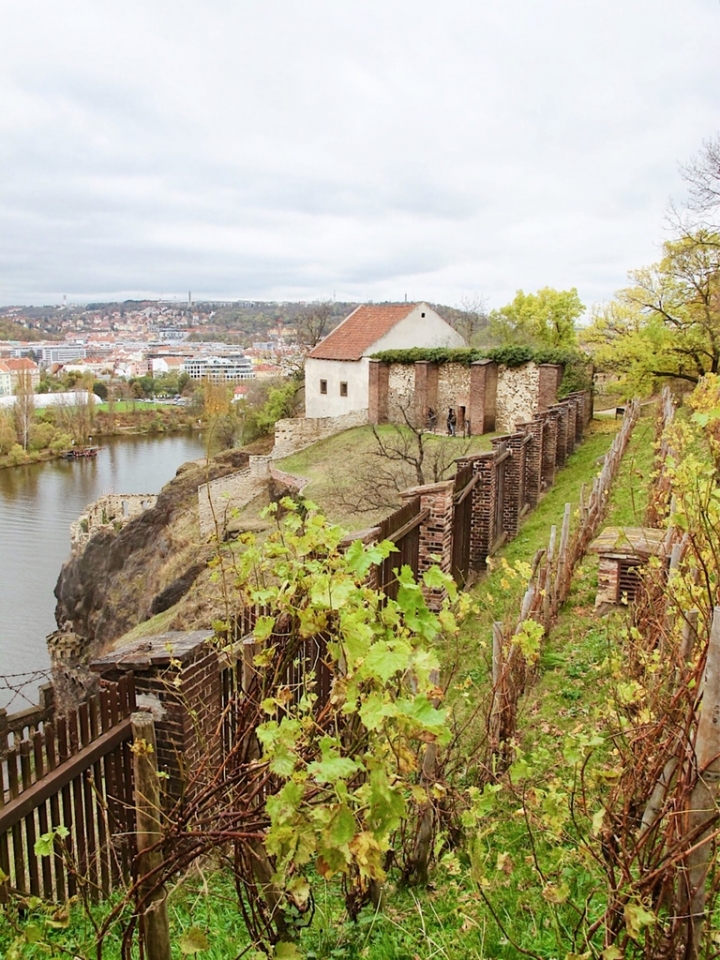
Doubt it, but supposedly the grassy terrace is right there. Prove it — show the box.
[275,424,498,531]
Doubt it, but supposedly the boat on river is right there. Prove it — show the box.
[61,446,102,460]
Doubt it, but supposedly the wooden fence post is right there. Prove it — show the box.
[132,712,171,960]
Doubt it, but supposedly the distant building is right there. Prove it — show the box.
[147,356,187,377]
[36,344,87,365]
[185,356,255,383]
[1,357,41,394]
[0,361,12,397]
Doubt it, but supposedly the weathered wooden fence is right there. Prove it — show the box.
[376,496,426,599]
[0,676,136,902]
[489,399,641,752]
[0,682,55,760]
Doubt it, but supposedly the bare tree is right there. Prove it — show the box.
[296,300,335,348]
[13,370,35,451]
[681,134,720,219]
[454,294,489,345]
[327,407,472,515]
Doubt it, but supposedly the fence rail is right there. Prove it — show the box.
[0,675,136,903]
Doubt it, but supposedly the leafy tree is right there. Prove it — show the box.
[489,287,583,349]
[0,411,16,455]
[585,232,720,392]
[92,381,108,401]
[243,378,302,442]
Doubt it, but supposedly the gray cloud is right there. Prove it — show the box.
[1,0,719,309]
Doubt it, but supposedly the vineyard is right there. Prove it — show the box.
[3,383,720,959]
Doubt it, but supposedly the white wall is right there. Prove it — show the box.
[370,304,465,353]
[305,357,370,418]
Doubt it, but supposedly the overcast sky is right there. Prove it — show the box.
[1,0,719,312]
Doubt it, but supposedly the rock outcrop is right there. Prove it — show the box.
[52,450,259,678]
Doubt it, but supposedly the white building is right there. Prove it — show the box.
[37,344,87,365]
[304,302,465,418]
[185,356,254,383]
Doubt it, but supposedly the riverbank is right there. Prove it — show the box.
[0,405,203,470]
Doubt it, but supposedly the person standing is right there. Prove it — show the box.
[447,408,456,436]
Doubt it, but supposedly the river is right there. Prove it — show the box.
[0,432,209,710]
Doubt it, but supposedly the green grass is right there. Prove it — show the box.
[276,424,496,530]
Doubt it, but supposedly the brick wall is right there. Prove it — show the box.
[492,437,522,540]
[551,404,569,467]
[91,631,217,804]
[469,360,498,434]
[539,413,558,489]
[537,364,564,413]
[368,359,390,424]
[401,481,455,609]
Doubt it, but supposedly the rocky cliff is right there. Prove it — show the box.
[50,449,271,699]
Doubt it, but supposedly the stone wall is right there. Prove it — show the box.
[496,364,541,433]
[197,466,269,538]
[387,364,415,422]
[71,493,157,549]
[272,408,368,459]
[371,359,558,435]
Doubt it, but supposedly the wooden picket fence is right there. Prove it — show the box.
[0,676,136,903]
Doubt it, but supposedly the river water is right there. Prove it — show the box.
[0,432,209,710]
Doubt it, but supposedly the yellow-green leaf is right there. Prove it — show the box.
[179,926,210,954]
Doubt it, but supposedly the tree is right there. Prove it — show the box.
[13,370,35,451]
[0,411,16,455]
[585,232,720,391]
[296,300,335,348]
[451,294,489,346]
[55,389,96,444]
[489,287,583,349]
[327,407,472,515]
[681,133,720,222]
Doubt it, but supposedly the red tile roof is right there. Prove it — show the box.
[307,304,417,361]
[5,357,38,372]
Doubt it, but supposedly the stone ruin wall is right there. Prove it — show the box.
[436,365,471,426]
[386,360,544,433]
[272,408,368,460]
[70,493,157,550]
[496,364,541,432]
[197,465,267,538]
[387,365,415,422]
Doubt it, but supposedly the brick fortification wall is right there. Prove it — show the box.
[71,493,157,549]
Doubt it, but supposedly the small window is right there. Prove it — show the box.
[421,311,426,318]
[340,382,348,397]
[320,379,327,395]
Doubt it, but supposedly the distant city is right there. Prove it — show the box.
[0,299,356,395]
